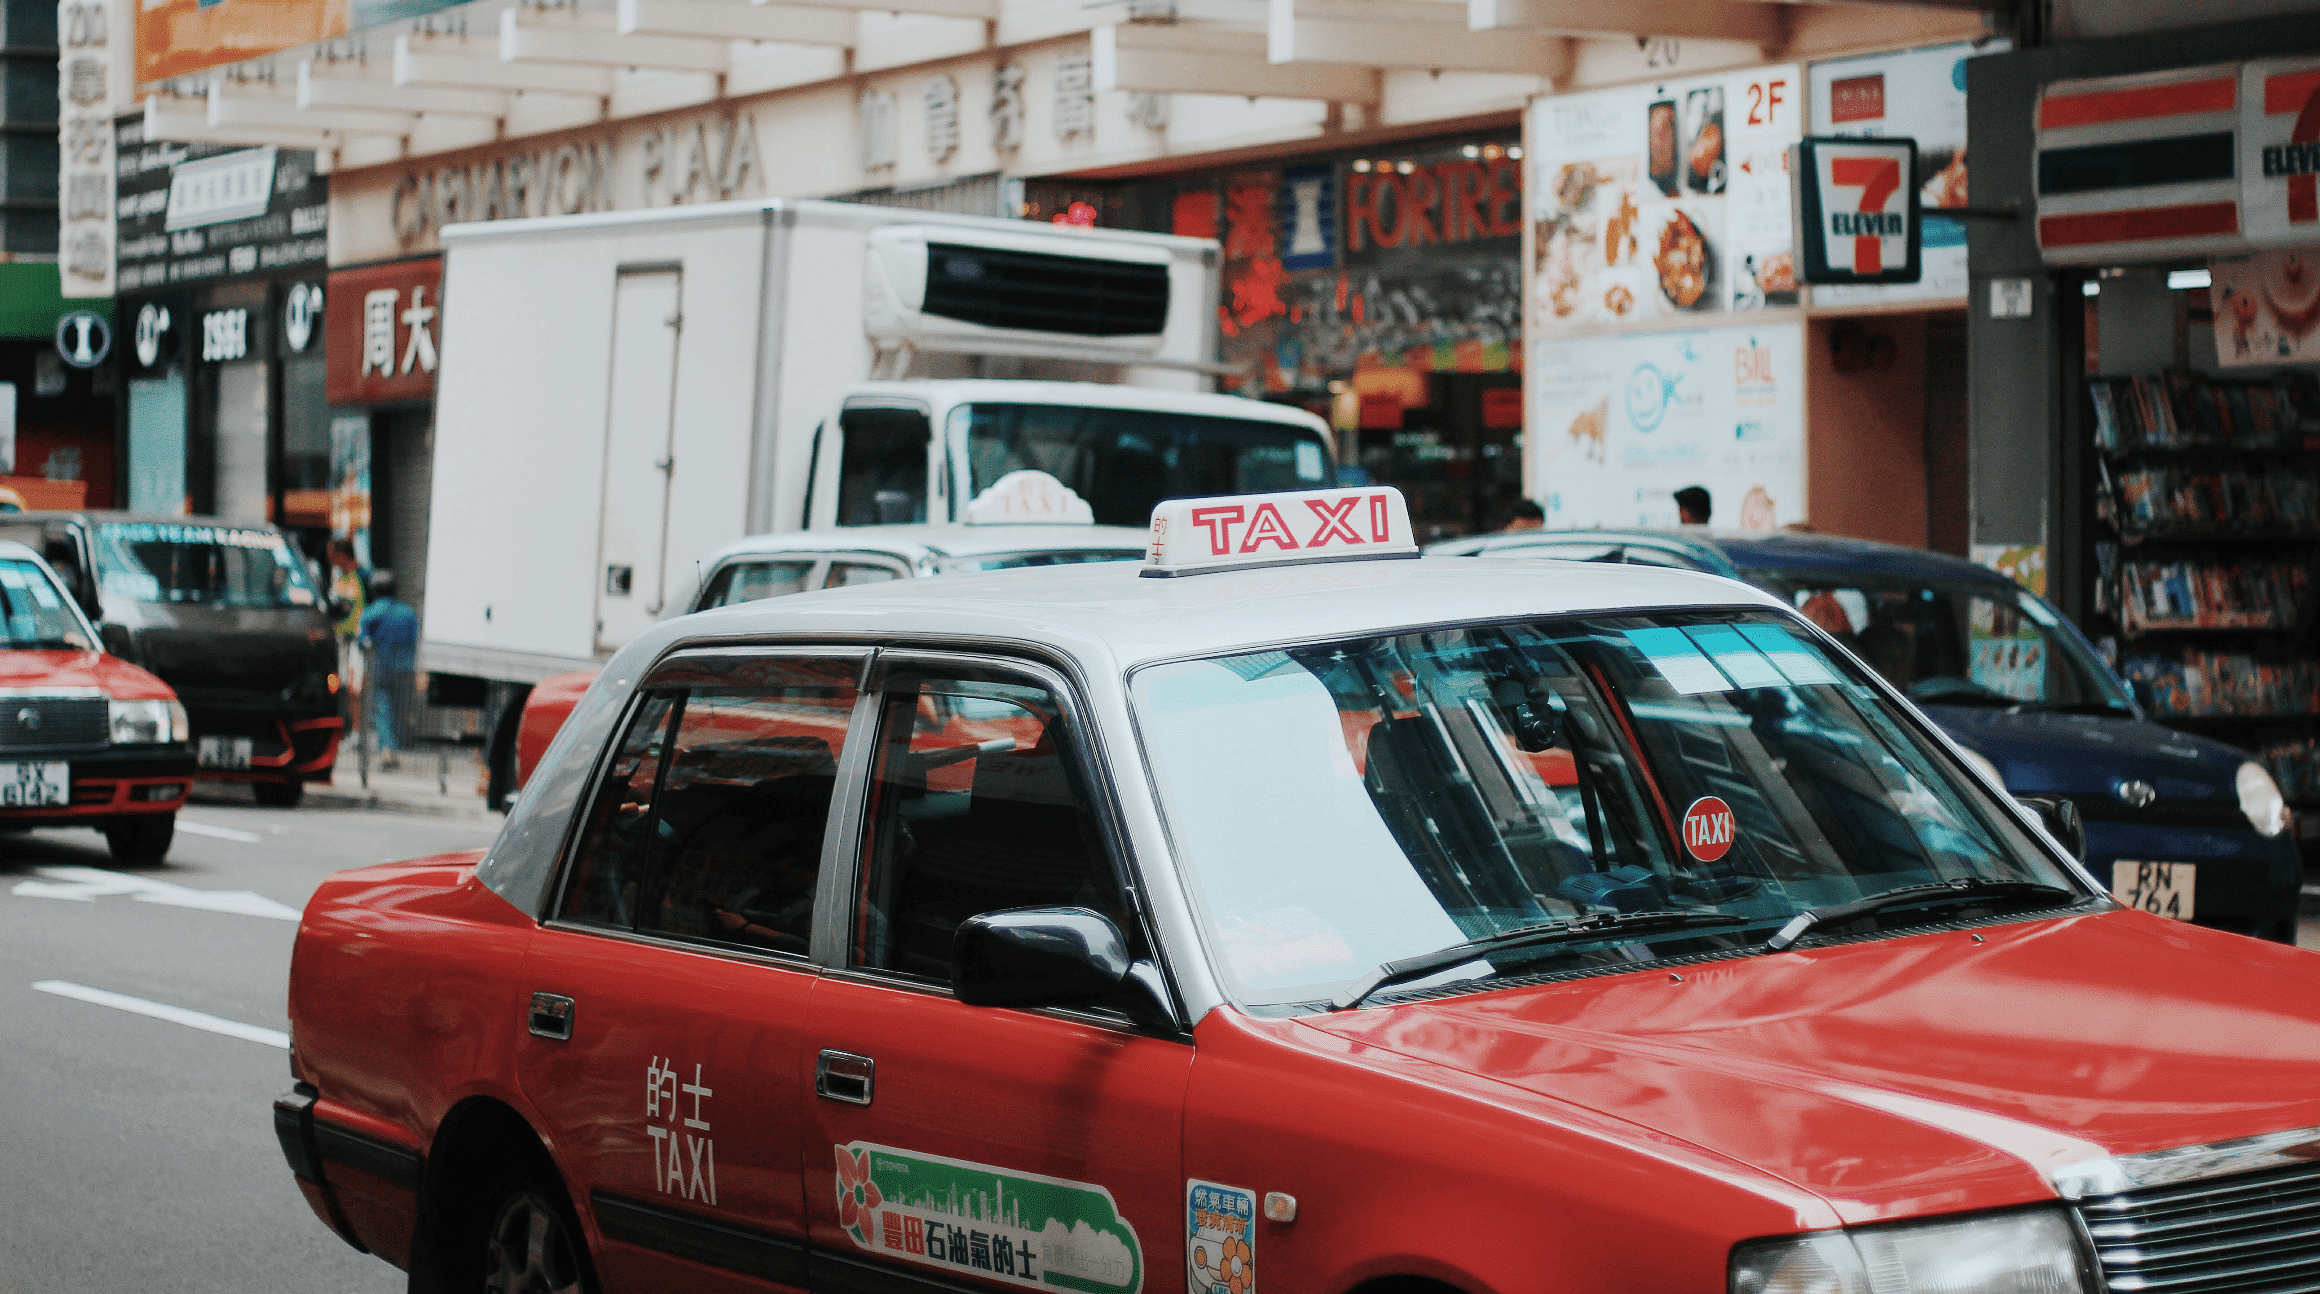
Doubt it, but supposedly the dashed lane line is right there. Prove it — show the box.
[30,980,288,1048]
[176,819,264,844]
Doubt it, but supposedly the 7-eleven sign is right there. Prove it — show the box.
[2243,57,2320,246]
[1791,136,1921,285]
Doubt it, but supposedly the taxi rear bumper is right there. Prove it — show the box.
[275,1086,425,1262]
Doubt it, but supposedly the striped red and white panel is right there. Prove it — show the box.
[2241,57,2320,247]
[2036,64,2244,264]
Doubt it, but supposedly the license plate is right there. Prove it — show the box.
[0,761,70,807]
[2113,860,2197,921]
[198,736,254,770]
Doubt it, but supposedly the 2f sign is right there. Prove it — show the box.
[1791,137,1920,286]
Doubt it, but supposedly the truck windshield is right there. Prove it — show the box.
[958,403,1330,527]
[0,560,93,649]
[1760,573,2131,714]
[1133,609,2085,1008]
[94,522,320,610]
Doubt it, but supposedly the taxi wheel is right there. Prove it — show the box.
[103,814,173,866]
[253,781,304,808]
[481,1181,590,1294]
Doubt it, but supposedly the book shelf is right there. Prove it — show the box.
[2089,369,2320,820]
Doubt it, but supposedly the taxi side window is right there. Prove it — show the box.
[825,561,903,589]
[559,657,859,956]
[698,560,815,610]
[561,693,680,930]
[852,671,1139,980]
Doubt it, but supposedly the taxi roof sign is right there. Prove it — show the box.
[1143,486,1418,578]
[963,470,1095,525]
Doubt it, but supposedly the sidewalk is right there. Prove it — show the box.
[192,744,497,821]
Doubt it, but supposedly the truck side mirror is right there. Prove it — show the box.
[952,906,1174,1030]
[2014,795,2086,863]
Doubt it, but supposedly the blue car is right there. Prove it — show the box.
[1429,527,2301,942]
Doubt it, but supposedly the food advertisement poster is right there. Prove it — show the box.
[1529,321,1804,530]
[136,0,464,82]
[1807,41,1996,305]
[1527,65,1802,329]
[2209,249,2320,367]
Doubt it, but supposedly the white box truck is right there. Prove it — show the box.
[418,197,1334,697]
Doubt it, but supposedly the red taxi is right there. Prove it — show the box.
[281,487,2320,1294]
[0,540,189,862]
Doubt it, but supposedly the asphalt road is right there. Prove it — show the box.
[0,798,501,1294]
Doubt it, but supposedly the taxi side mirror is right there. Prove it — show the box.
[2014,795,2086,863]
[952,906,1175,1030]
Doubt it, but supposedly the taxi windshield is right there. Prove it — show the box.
[94,522,320,610]
[0,559,93,649]
[1133,610,2085,1008]
[1764,574,2131,715]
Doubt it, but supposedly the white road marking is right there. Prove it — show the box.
[9,865,301,921]
[177,819,263,844]
[31,980,289,1048]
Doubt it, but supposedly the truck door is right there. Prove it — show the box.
[596,268,684,654]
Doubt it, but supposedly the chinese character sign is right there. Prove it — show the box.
[1186,1181,1256,1294]
[833,1142,1144,1294]
[57,0,123,297]
[327,258,444,404]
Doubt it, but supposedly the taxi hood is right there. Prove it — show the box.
[1296,909,2320,1224]
[0,649,172,700]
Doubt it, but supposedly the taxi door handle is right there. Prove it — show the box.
[817,1050,874,1105]
[528,992,575,1041]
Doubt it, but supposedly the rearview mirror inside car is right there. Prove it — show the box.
[952,906,1174,1029]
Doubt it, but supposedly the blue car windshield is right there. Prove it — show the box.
[1757,572,2131,715]
[1134,610,2081,1008]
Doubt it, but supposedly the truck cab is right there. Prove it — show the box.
[0,512,343,807]
[808,381,1334,531]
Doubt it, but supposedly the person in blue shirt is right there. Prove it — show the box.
[358,571,421,766]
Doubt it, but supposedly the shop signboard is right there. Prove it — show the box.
[2032,65,2243,265]
[135,0,465,82]
[115,121,326,292]
[1527,64,1803,328]
[324,258,442,405]
[1807,41,1991,302]
[1791,137,1921,286]
[1528,321,1804,531]
[58,0,125,298]
[2240,56,2320,248]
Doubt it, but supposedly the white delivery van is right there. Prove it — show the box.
[418,198,1333,693]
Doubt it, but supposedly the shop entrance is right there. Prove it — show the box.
[1355,371,1524,540]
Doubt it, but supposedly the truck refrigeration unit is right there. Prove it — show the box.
[418,198,1333,772]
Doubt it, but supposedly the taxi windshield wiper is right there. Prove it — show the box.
[1764,878,2079,951]
[1329,910,1749,1010]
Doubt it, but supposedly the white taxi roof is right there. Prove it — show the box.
[671,554,1786,672]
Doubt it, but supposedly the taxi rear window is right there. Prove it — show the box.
[1132,610,2076,1008]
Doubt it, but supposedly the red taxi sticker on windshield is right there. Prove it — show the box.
[1143,486,1419,578]
[1682,796,1735,862]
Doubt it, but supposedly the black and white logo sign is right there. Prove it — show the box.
[284,283,321,353]
[53,310,111,368]
[134,303,173,368]
[200,309,249,362]
[1789,136,1922,286]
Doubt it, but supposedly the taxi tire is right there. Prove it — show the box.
[477,1174,593,1294]
[254,781,305,808]
[103,813,173,865]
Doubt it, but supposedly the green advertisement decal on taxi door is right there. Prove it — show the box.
[835,1143,1144,1294]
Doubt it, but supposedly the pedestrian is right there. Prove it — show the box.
[1503,499,1545,532]
[1675,486,1712,526]
[327,541,368,688]
[358,571,420,768]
